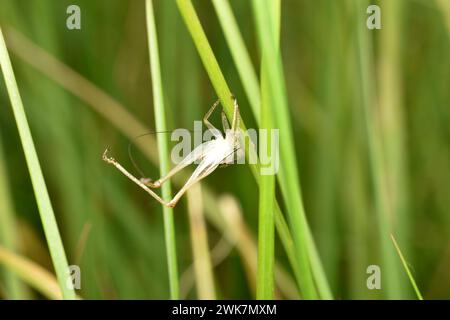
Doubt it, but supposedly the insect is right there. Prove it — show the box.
[103,95,244,208]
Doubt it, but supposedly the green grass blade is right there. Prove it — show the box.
[378,0,411,273]
[251,0,318,299]
[176,0,330,299]
[354,0,404,299]
[211,0,332,299]
[256,111,275,298]
[187,184,216,299]
[390,234,424,300]
[257,36,276,301]
[0,27,75,300]
[211,0,261,119]
[145,0,179,299]
[436,0,450,37]
[175,0,235,116]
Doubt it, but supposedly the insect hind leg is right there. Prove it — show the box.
[140,141,213,188]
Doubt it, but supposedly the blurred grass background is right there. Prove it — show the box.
[0,0,449,299]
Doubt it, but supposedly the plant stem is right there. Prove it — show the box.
[0,26,75,300]
[176,0,330,299]
[257,23,276,300]
[212,0,332,299]
[211,0,261,119]
[0,136,26,299]
[354,0,403,299]
[187,183,216,299]
[145,0,179,299]
[251,0,318,299]
[0,246,82,300]
[390,234,423,300]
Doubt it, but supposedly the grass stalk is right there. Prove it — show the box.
[378,0,410,259]
[211,0,261,119]
[0,27,75,300]
[256,91,275,299]
[176,0,330,299]
[255,0,280,301]
[256,28,276,301]
[0,246,81,300]
[390,234,424,300]
[175,0,235,116]
[187,183,216,299]
[354,0,403,299]
[0,137,26,299]
[436,0,450,37]
[145,0,179,299]
[211,0,332,299]
[251,0,318,299]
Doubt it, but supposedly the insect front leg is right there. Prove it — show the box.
[202,98,224,140]
[102,149,172,207]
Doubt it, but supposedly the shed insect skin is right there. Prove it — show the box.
[103,95,243,208]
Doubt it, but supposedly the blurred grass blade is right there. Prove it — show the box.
[378,0,410,268]
[0,27,75,300]
[251,0,318,299]
[145,0,179,299]
[219,195,300,299]
[3,27,158,164]
[187,183,216,299]
[354,0,403,299]
[390,234,424,300]
[0,246,81,300]
[436,0,450,37]
[0,136,26,299]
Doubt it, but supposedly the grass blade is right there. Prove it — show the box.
[0,27,75,300]
[0,136,26,299]
[354,0,404,299]
[0,246,81,300]
[211,0,332,299]
[251,0,318,299]
[145,0,179,299]
[176,0,330,299]
[257,32,276,300]
[390,234,424,300]
[175,0,235,115]
[211,0,261,119]
[378,0,411,272]
[436,0,450,37]
[256,92,275,299]
[187,183,216,299]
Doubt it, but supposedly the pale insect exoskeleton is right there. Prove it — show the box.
[102,95,244,208]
